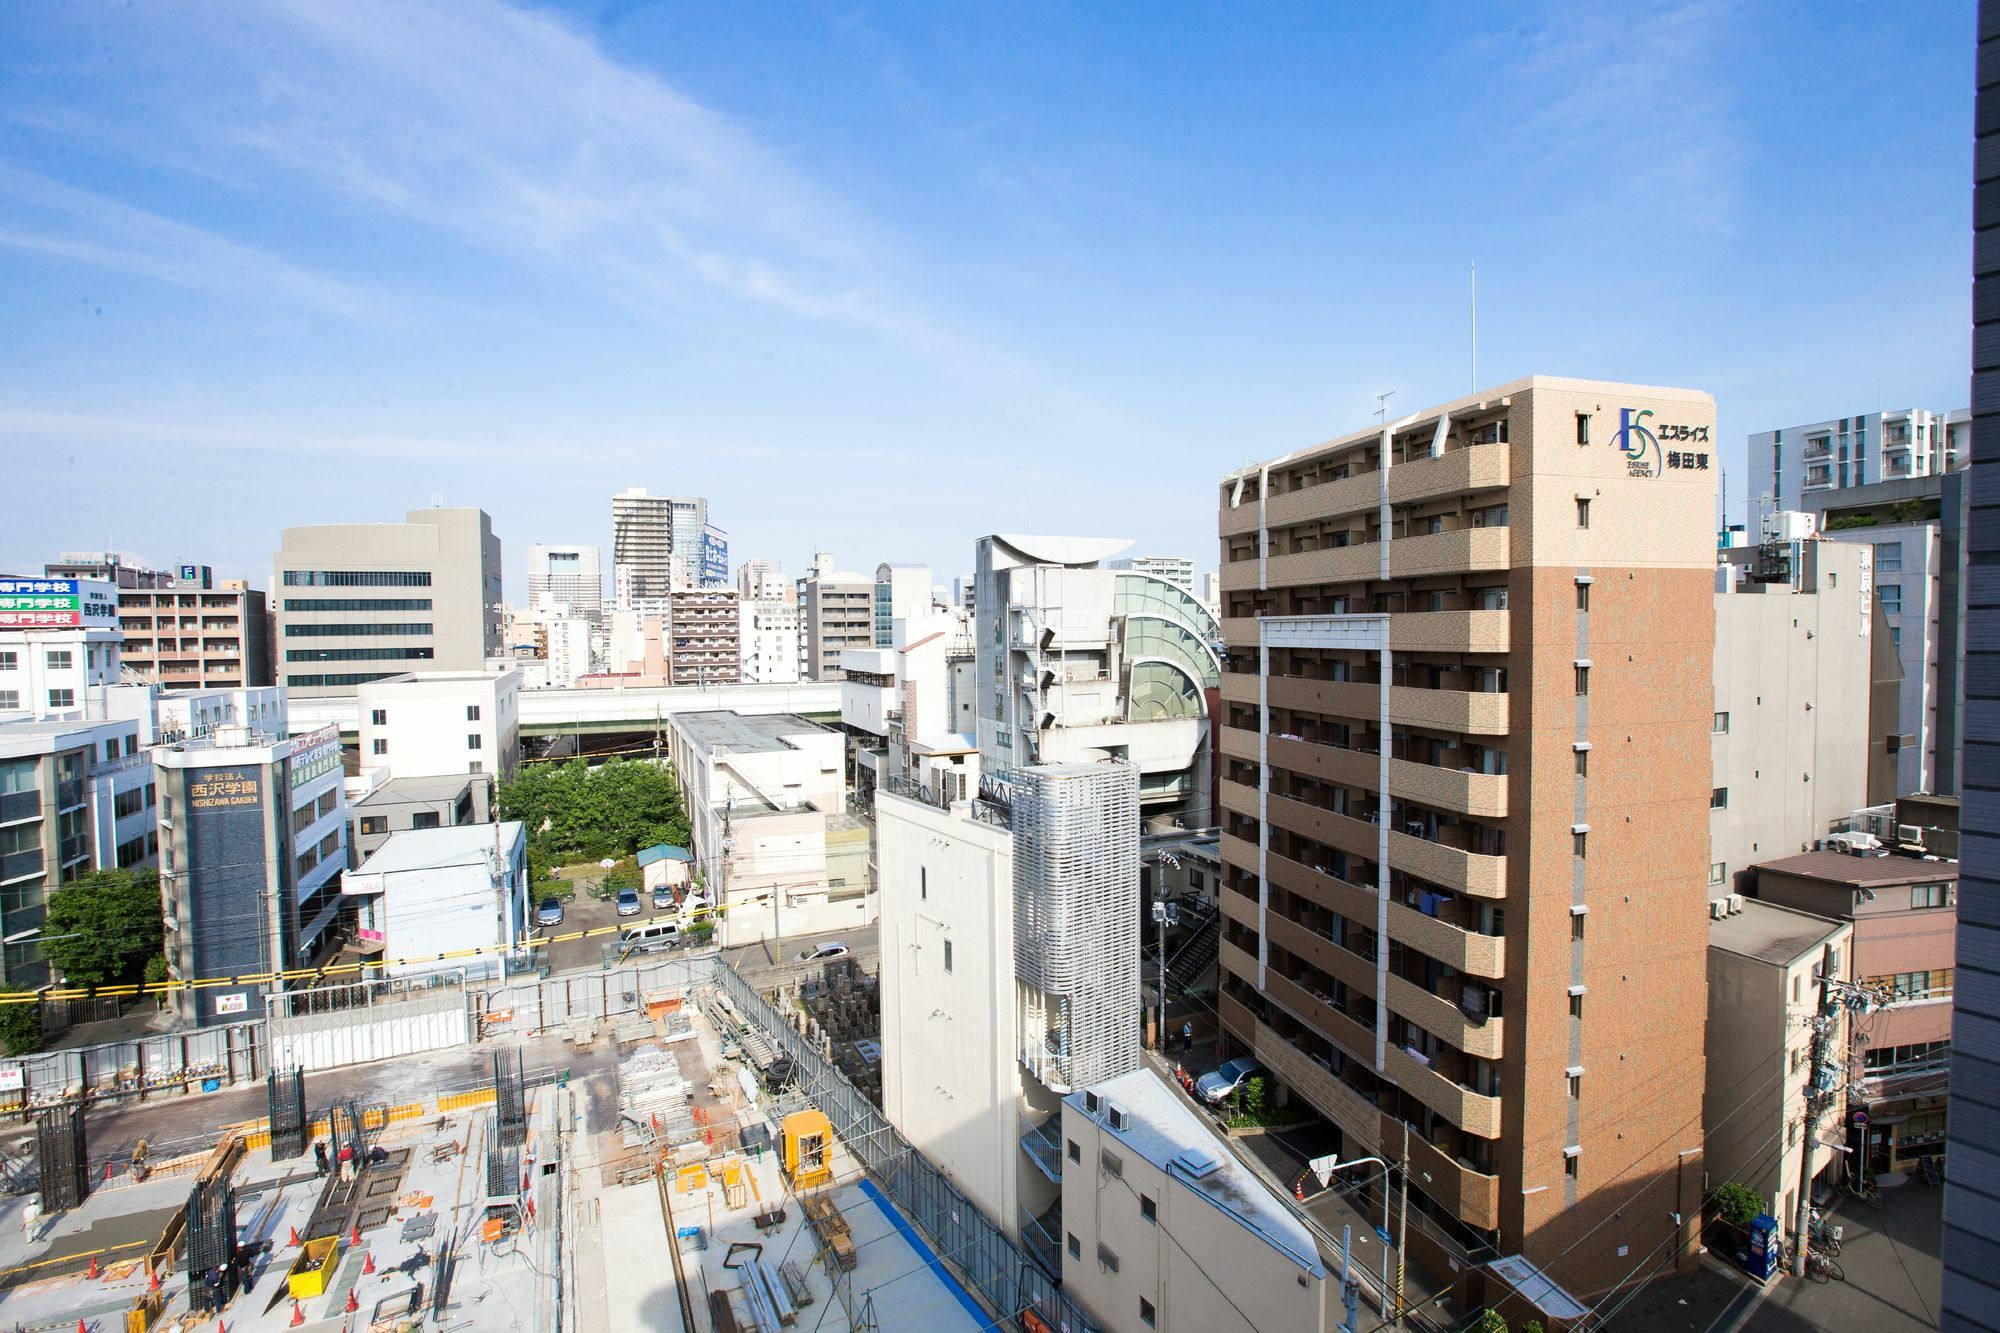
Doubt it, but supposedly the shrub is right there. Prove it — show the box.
[0,992,42,1056]
[1714,1180,1763,1228]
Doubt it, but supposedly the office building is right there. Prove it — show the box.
[663,711,870,947]
[356,669,521,783]
[348,772,484,862]
[342,821,525,980]
[1215,377,1716,1302]
[1053,1069,1329,1332]
[1804,472,1968,795]
[1703,898,1852,1252]
[1755,407,1967,511]
[739,598,801,685]
[668,497,709,587]
[1710,539,1896,891]
[540,614,593,689]
[274,508,503,697]
[611,488,676,605]
[1943,9,2000,1317]
[1107,555,1197,592]
[700,524,729,589]
[736,560,791,603]
[1754,852,1957,1178]
[115,575,272,691]
[526,545,604,629]
[0,576,123,717]
[0,713,157,985]
[873,563,932,647]
[154,722,348,1024]
[798,558,874,681]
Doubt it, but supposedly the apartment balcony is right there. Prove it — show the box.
[1257,543,1380,592]
[0,847,44,885]
[1257,846,1381,926]
[1385,441,1510,508]
[1232,944,1384,1071]
[1265,470,1382,531]
[1383,1043,1500,1138]
[1389,610,1509,654]
[0,790,40,826]
[59,834,89,865]
[1386,757,1507,820]
[1265,904,1381,998]
[1400,1122,1500,1233]
[1258,791,1377,864]
[1388,526,1510,580]
[1019,1116,1065,1183]
[1245,1008,1384,1157]
[1225,727,1506,820]
[1388,828,1506,899]
[1801,440,1833,461]
[1385,974,1503,1061]
[1385,900,1505,981]
[56,778,84,811]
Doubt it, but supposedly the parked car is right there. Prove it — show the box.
[1196,1056,1263,1105]
[652,888,676,910]
[534,897,565,928]
[618,921,679,954]
[614,888,642,917]
[794,941,850,963]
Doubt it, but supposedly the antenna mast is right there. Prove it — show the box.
[1470,261,1478,391]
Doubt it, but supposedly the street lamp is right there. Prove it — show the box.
[1150,850,1182,1052]
[1311,1126,1410,1329]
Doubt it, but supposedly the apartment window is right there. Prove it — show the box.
[1569,992,1584,1020]
[1575,583,1590,612]
[282,570,433,587]
[0,651,14,669]
[1788,1120,1800,1149]
[371,739,388,756]
[1564,1154,1579,1180]
[1711,787,1728,809]
[943,940,954,973]
[1576,412,1591,445]
[1067,1233,1081,1261]
[1890,626,1902,650]
[1140,1298,1157,1328]
[1067,1140,1080,1164]
[46,651,72,671]
[920,867,927,900]
[1710,862,1726,885]
[1873,541,1903,573]
[1572,831,1588,859]
[1567,1072,1581,1099]
[1712,712,1729,734]
[1140,1194,1157,1224]
[371,709,387,726]
[1571,913,1586,942]
[469,761,482,774]
[1574,750,1588,777]
[48,689,74,709]
[0,691,16,711]
[1878,584,1903,615]
[1574,665,1589,696]
[411,812,441,830]
[467,734,483,750]
[467,705,481,721]
[359,816,388,835]
[1911,883,1949,909]
[1791,1046,1806,1073]
[1576,498,1592,529]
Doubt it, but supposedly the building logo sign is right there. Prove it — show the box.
[286,725,343,790]
[189,769,263,810]
[0,577,116,628]
[1613,409,1710,477]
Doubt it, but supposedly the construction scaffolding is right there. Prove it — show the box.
[34,1104,88,1214]
[1009,762,1142,1092]
[493,1049,528,1150]
[266,1066,307,1161]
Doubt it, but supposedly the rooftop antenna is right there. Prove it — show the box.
[430,493,444,508]
[1470,261,1478,392]
[1375,391,1396,423]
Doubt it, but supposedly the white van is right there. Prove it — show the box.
[618,921,680,954]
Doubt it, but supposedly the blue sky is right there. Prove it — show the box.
[0,0,1975,597]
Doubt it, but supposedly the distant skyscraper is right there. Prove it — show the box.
[527,545,604,629]
[1753,407,1967,512]
[611,488,675,604]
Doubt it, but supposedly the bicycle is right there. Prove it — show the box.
[1783,1240,1846,1285]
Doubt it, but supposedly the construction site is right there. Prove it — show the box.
[0,952,1071,1333]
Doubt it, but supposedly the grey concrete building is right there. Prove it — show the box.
[798,563,874,682]
[274,509,502,697]
[349,772,482,861]
[1710,540,1898,894]
[1941,4,2000,1322]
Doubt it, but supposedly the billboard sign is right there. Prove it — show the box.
[0,577,117,628]
[286,726,343,790]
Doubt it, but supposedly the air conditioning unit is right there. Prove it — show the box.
[1107,1105,1129,1132]
[1897,824,1924,845]
[1083,1091,1100,1115]
[1726,894,1744,914]
[1709,900,1727,920]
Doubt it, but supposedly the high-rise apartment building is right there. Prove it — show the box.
[526,545,604,629]
[274,508,502,697]
[1942,7,2000,1322]
[1216,377,1716,1302]
[611,488,675,604]
[1107,555,1197,592]
[115,575,272,691]
[666,587,742,685]
[738,598,801,684]
[1754,407,1968,511]
[798,559,874,681]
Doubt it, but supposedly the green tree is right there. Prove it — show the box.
[1470,1311,1509,1333]
[41,868,164,989]
[0,990,41,1056]
[499,758,690,865]
[1713,1180,1763,1228]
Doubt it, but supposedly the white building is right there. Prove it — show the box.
[342,821,526,980]
[356,669,522,781]
[542,614,593,689]
[1754,406,1967,510]
[739,598,801,684]
[736,559,791,603]
[153,686,287,746]
[1107,555,1196,592]
[842,610,976,802]
[873,563,933,647]
[1711,539,1891,893]
[664,710,870,947]
[527,545,604,629]
[0,576,123,718]
[1056,1069,1330,1332]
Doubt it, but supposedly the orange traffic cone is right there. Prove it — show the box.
[148,1266,161,1291]
[348,1223,361,1248]
[362,1250,375,1275]
[289,1300,305,1327]
[1294,1175,1306,1202]
[87,1254,99,1279]
[345,1288,359,1313]
[77,1320,87,1333]
[288,1226,302,1247]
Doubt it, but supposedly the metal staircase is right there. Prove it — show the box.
[1165,904,1221,995]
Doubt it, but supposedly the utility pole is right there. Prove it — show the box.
[1793,941,1838,1277]
[1395,1121,1409,1327]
